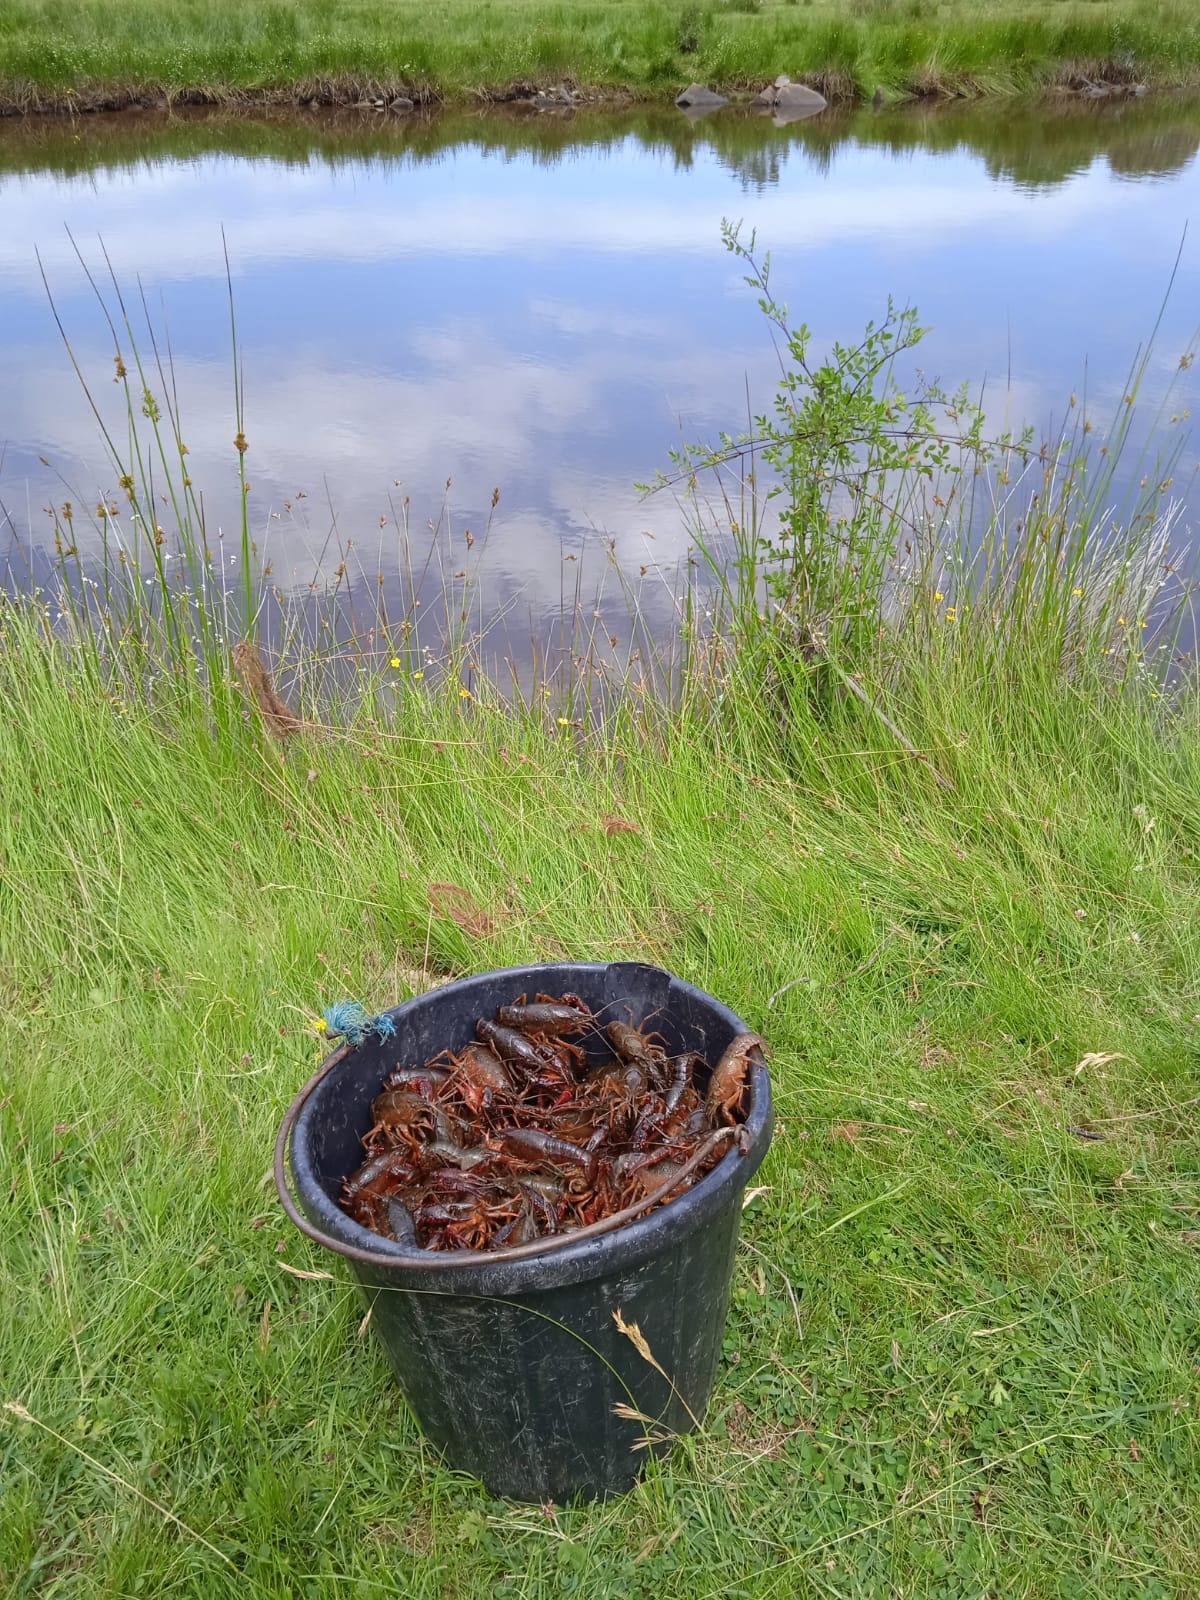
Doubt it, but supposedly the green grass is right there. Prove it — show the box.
[1,0,1199,111]
[2,604,1200,1594]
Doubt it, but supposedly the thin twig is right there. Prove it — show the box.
[813,643,956,792]
[767,974,813,1008]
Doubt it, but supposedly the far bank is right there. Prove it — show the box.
[2,0,1199,116]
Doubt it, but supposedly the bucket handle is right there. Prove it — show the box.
[274,1050,750,1270]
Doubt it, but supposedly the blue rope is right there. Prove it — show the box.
[322,999,396,1049]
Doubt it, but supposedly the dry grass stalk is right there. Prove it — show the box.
[603,814,641,836]
[613,1308,702,1430]
[427,881,494,937]
[4,1399,236,1567]
[233,640,304,739]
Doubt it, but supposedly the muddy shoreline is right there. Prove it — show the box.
[0,69,1168,121]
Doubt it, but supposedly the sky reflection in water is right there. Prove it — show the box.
[1,100,1197,641]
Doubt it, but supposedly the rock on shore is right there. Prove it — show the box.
[751,79,828,116]
[675,83,729,109]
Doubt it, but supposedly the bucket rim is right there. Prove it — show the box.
[277,961,773,1294]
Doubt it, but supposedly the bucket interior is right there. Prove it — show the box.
[299,960,750,1216]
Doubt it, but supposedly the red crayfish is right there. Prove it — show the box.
[339,991,762,1253]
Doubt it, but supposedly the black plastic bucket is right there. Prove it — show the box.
[275,961,772,1501]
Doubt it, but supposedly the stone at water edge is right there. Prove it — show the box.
[675,83,728,108]
[774,82,828,112]
[774,74,792,88]
[752,86,777,107]
[390,96,414,112]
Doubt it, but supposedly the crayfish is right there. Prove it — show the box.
[338,990,763,1253]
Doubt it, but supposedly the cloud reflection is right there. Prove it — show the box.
[1,110,1197,640]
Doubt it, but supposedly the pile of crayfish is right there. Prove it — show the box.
[339,992,760,1253]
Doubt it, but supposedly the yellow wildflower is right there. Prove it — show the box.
[390,657,402,669]
[933,590,945,603]
[412,670,424,680]
[945,606,958,622]
[1072,587,1083,597]
[556,717,570,727]
[459,688,472,699]
[1117,615,1127,626]
[313,1016,329,1034]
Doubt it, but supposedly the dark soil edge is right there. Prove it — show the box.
[0,64,1177,120]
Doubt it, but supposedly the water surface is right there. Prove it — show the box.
[2,98,1198,636]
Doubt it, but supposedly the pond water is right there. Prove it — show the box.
[1,98,1198,643]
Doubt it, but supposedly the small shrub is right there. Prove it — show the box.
[675,5,706,54]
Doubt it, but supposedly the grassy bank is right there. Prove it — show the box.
[1,0,1199,114]
[3,239,1200,1593]
[3,599,1200,1595]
